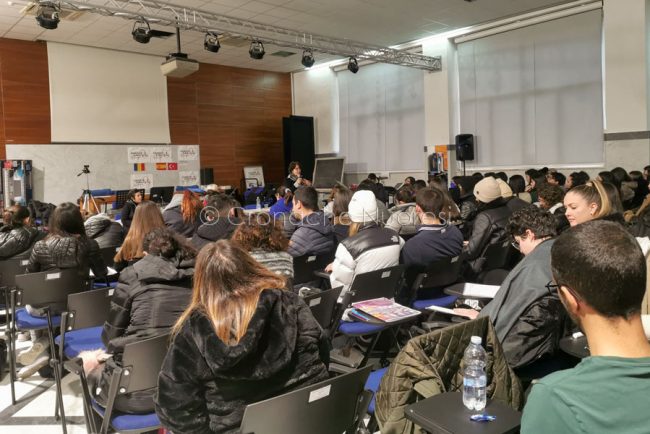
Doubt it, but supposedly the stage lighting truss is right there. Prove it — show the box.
[50,0,442,71]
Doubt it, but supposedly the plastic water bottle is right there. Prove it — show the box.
[462,336,487,412]
[256,197,261,209]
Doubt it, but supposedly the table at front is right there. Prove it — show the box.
[559,335,590,359]
[404,392,521,434]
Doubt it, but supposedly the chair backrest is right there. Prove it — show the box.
[150,186,174,204]
[482,240,517,272]
[120,333,170,394]
[14,269,89,307]
[0,257,30,288]
[65,287,111,330]
[293,253,333,285]
[480,268,510,286]
[413,256,462,291]
[303,286,343,330]
[240,366,373,434]
[348,265,405,304]
[99,246,120,269]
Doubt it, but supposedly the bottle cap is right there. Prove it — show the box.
[471,336,482,345]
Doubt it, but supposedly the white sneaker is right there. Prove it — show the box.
[17,337,49,366]
[16,332,31,342]
[17,354,50,380]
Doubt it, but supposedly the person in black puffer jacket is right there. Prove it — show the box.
[121,189,142,235]
[0,205,43,260]
[163,190,203,238]
[84,213,124,249]
[287,186,334,257]
[191,194,241,250]
[155,240,329,433]
[464,177,513,275]
[80,228,196,414]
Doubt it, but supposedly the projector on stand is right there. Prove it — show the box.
[160,52,199,78]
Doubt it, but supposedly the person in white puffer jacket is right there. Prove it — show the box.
[328,190,404,297]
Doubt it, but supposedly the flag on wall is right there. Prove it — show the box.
[133,163,145,172]
[155,163,167,170]
[167,162,178,170]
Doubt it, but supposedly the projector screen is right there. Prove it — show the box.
[48,42,171,143]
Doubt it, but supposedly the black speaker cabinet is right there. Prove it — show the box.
[283,116,315,181]
[455,134,475,161]
[200,167,214,185]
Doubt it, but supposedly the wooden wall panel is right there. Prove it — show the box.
[168,63,291,189]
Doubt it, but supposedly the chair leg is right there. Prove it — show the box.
[45,311,66,434]
[358,333,382,368]
[8,291,17,405]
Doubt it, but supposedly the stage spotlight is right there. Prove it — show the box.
[131,19,151,44]
[204,33,220,53]
[249,40,265,60]
[36,2,60,30]
[301,49,315,68]
[348,57,359,74]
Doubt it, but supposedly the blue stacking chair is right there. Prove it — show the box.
[64,333,170,434]
[8,269,89,429]
[330,265,408,372]
[364,366,389,431]
[409,255,463,310]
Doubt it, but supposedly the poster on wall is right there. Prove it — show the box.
[127,147,150,163]
[130,173,154,190]
[151,146,173,163]
[178,145,199,161]
[243,166,265,187]
[179,171,200,186]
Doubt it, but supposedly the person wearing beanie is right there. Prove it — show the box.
[497,177,529,214]
[463,177,513,276]
[326,190,404,297]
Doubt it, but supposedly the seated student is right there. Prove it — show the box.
[322,183,348,218]
[0,205,42,259]
[331,186,353,243]
[114,202,166,271]
[268,186,293,218]
[565,170,589,190]
[84,212,124,249]
[457,207,566,369]
[367,173,389,204]
[155,240,329,433]
[81,228,196,414]
[463,177,512,275]
[538,183,569,232]
[545,171,566,188]
[356,180,390,223]
[120,189,142,235]
[564,180,621,228]
[231,213,293,278]
[509,174,532,204]
[191,194,241,250]
[385,186,419,236]
[456,176,479,222]
[521,220,650,433]
[399,188,463,302]
[328,190,404,297]
[497,178,528,214]
[163,190,203,237]
[287,186,334,257]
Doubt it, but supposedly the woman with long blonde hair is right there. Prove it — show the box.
[155,240,328,433]
[564,179,622,227]
[114,201,165,271]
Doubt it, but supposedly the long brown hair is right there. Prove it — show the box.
[181,190,202,224]
[115,202,165,262]
[232,213,289,252]
[172,240,286,345]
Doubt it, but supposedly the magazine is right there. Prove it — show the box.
[350,297,421,323]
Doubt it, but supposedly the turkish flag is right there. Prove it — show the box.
[167,162,178,170]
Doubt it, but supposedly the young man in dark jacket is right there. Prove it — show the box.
[84,213,124,249]
[191,194,241,250]
[287,186,334,257]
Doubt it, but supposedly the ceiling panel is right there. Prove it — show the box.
[0,0,576,73]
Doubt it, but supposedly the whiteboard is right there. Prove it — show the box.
[6,144,200,205]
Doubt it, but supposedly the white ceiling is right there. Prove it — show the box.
[0,0,574,72]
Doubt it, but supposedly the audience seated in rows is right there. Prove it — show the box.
[84,211,123,249]
[155,240,329,433]
[114,202,165,272]
[268,185,293,218]
[0,205,42,259]
[120,189,142,235]
[232,213,293,279]
[385,186,418,236]
[287,186,334,257]
[191,194,241,250]
[328,190,403,297]
[163,190,203,238]
[521,221,650,433]
[82,228,196,413]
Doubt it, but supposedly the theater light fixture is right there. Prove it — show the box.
[301,49,315,68]
[36,1,60,30]
[249,40,265,59]
[347,57,359,74]
[204,32,220,53]
[132,18,151,44]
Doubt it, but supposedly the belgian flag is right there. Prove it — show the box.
[133,163,145,172]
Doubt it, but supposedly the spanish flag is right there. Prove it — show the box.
[133,163,145,172]
[156,163,167,170]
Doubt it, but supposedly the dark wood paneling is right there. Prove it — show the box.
[169,62,291,188]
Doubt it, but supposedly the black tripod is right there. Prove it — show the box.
[77,165,98,214]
